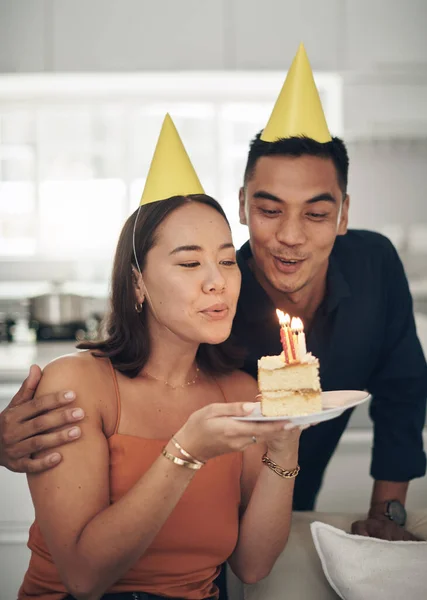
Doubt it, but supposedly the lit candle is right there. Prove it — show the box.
[287,323,297,361]
[279,325,290,363]
[276,310,298,363]
[291,316,307,359]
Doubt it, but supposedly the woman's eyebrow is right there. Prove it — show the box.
[169,243,235,256]
[169,245,202,255]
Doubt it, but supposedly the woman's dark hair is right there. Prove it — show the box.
[244,133,349,195]
[77,194,243,378]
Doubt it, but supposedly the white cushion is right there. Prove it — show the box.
[310,521,427,600]
[227,510,427,600]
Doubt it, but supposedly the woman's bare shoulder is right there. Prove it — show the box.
[41,350,104,386]
[217,369,259,403]
[38,351,112,419]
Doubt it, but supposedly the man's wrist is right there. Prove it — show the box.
[369,499,407,526]
[368,505,391,521]
[369,499,388,515]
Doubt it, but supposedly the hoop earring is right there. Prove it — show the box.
[135,302,143,313]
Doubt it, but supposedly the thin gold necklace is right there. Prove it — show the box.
[143,367,200,390]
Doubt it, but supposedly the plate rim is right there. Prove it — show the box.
[233,390,371,421]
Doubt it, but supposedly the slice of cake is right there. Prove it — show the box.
[257,312,322,417]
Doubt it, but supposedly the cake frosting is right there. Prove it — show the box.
[258,352,317,370]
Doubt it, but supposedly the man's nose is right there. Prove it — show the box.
[276,218,306,246]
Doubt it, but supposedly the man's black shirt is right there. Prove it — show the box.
[233,230,427,510]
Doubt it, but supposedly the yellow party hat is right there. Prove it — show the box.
[261,43,332,143]
[140,113,204,205]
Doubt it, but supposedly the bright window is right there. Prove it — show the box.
[0,73,342,258]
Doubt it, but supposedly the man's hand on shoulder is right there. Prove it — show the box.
[0,364,84,474]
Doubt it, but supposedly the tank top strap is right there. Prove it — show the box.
[107,359,122,436]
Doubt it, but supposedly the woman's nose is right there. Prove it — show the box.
[202,266,226,294]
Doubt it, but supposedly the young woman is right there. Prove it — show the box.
[19,194,301,600]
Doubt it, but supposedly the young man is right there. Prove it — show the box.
[1,45,426,546]
[233,131,427,540]
[232,44,427,541]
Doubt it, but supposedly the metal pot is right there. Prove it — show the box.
[28,293,93,327]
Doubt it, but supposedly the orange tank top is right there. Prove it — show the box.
[19,362,243,600]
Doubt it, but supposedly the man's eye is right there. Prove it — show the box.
[260,208,280,216]
[179,262,200,268]
[307,212,328,219]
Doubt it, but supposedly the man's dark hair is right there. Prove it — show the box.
[78,194,243,378]
[243,133,349,194]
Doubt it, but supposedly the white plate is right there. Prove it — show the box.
[232,390,371,426]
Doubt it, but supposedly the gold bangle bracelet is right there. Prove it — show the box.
[161,447,203,470]
[171,437,205,466]
[262,452,300,479]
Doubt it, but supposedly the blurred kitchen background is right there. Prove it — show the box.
[1,0,427,596]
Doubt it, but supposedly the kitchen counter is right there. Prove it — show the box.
[0,341,78,410]
[0,341,77,382]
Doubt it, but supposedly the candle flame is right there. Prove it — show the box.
[291,316,304,331]
[276,309,290,325]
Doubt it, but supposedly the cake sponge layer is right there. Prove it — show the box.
[261,391,322,417]
[258,362,320,392]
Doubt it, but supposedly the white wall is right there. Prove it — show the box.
[1,0,426,234]
[1,0,426,73]
[348,139,427,230]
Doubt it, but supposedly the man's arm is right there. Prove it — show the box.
[352,481,423,541]
[368,481,427,539]
[352,240,427,541]
[370,480,408,509]
[0,364,84,473]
